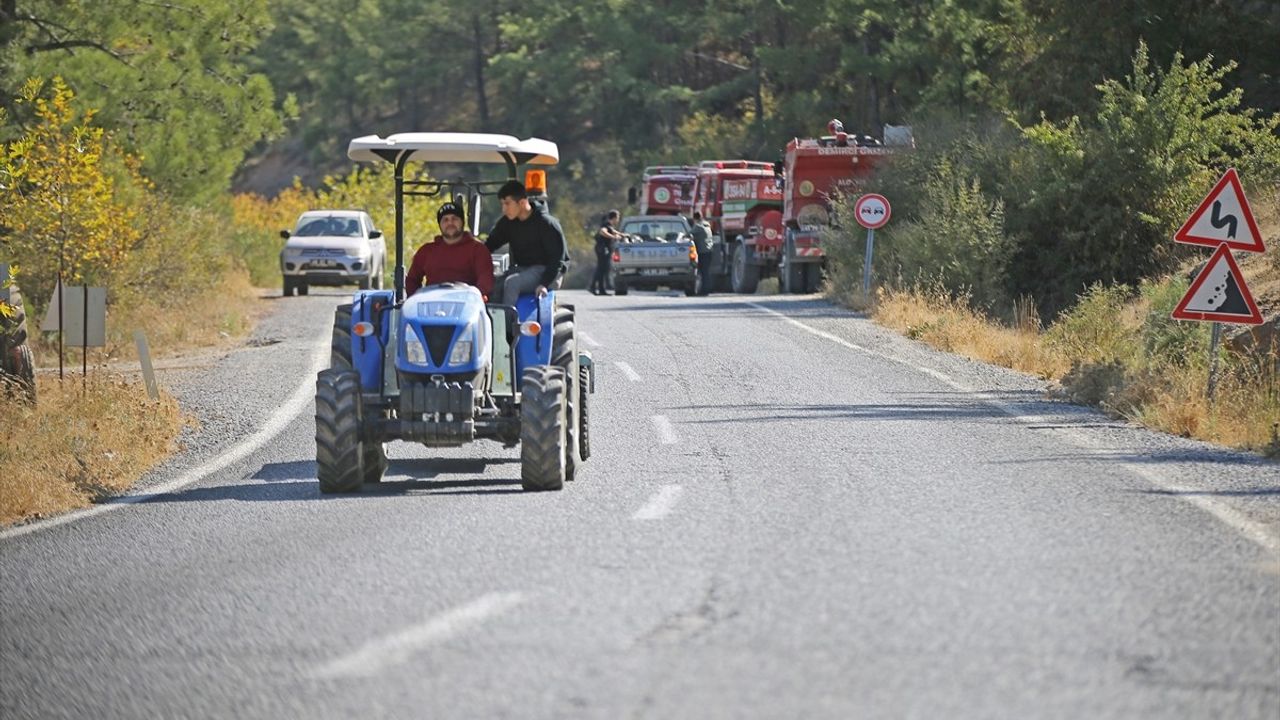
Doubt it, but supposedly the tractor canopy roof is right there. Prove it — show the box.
[347,133,559,166]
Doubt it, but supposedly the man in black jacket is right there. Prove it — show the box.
[485,180,569,305]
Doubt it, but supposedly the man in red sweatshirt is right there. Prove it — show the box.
[405,202,495,298]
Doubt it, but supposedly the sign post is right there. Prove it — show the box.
[1169,168,1266,403]
[41,283,107,389]
[854,193,891,296]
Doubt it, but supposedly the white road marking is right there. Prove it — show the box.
[745,301,1279,557]
[579,331,601,348]
[633,485,684,520]
[652,415,678,444]
[615,361,641,382]
[312,592,525,679]
[0,336,331,541]
[746,301,954,384]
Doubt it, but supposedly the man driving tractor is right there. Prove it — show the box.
[405,201,494,298]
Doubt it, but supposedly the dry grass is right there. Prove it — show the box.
[870,286,1071,379]
[0,375,185,527]
[4,269,264,527]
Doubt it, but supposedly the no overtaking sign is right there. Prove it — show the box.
[854,193,891,230]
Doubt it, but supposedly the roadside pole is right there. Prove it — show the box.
[1207,322,1222,405]
[862,227,875,295]
[853,194,891,301]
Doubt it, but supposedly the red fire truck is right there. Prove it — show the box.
[632,165,698,216]
[699,121,897,294]
[777,121,896,293]
[689,160,783,293]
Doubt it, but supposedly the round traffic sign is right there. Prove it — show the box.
[854,193,891,230]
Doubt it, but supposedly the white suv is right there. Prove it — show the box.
[280,210,387,296]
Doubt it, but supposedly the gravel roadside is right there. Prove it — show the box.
[121,290,342,493]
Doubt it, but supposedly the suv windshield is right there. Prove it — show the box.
[621,219,687,239]
[296,216,362,238]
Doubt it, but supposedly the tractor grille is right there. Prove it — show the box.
[421,326,456,367]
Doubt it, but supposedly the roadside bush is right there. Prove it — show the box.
[1005,44,1280,317]
[824,110,1020,311]
[1044,283,1140,365]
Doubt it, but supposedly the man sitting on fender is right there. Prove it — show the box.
[405,202,494,298]
[484,180,569,306]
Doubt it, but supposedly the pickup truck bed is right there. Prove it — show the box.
[609,216,700,296]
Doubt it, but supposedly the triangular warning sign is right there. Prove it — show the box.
[1171,244,1263,325]
[1174,168,1265,253]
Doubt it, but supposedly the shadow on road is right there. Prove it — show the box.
[146,457,526,503]
[598,298,863,320]
[670,397,1021,424]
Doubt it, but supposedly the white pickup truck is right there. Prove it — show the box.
[609,215,700,296]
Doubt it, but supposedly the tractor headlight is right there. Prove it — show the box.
[404,325,427,365]
[449,339,473,365]
[448,323,475,365]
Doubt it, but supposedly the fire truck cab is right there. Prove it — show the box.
[691,160,783,294]
[635,165,697,216]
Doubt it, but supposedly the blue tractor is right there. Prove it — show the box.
[315,133,594,493]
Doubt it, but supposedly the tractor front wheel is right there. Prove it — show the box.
[315,368,364,494]
[520,366,567,492]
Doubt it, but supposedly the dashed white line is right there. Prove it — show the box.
[633,485,684,520]
[312,592,525,679]
[0,336,331,541]
[615,361,641,382]
[745,300,1279,556]
[578,331,601,348]
[652,415,678,444]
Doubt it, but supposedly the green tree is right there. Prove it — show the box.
[1,0,288,202]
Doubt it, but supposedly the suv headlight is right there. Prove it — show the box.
[404,325,427,365]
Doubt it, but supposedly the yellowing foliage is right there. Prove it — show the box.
[0,78,142,306]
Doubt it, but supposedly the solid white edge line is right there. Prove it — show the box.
[744,300,1280,556]
[0,337,331,542]
[633,485,684,520]
[312,592,525,680]
[615,361,641,382]
[652,415,678,445]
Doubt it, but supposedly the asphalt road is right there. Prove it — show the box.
[2,288,1278,719]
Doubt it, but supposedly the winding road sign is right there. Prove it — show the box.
[1171,244,1263,325]
[1174,168,1265,253]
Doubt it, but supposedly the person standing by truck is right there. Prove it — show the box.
[485,180,569,306]
[591,210,625,295]
[690,211,714,295]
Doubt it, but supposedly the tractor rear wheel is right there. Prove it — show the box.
[315,368,364,493]
[551,307,580,481]
[363,441,387,483]
[520,365,567,491]
[331,303,353,370]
